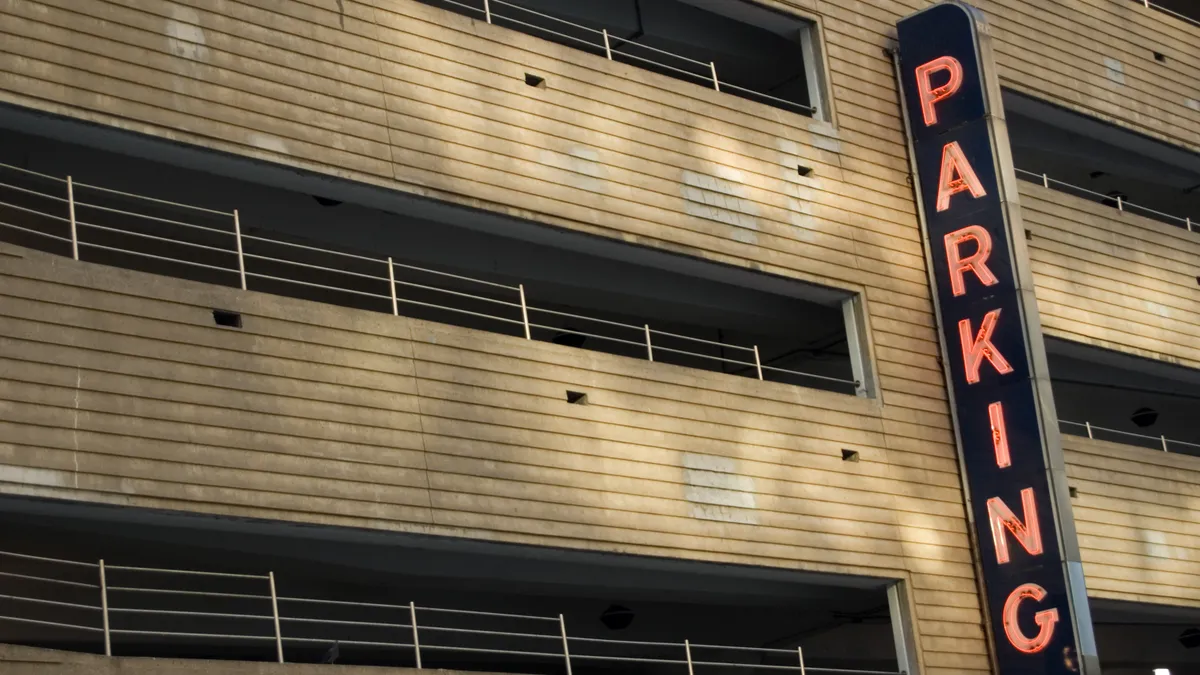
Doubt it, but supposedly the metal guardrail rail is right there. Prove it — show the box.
[0,549,901,675]
[1137,0,1200,29]
[439,0,817,115]
[0,161,857,392]
[1060,420,1200,455]
[1016,168,1198,235]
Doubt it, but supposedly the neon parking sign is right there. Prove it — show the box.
[895,3,1098,674]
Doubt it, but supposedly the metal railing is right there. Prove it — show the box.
[0,549,900,675]
[1060,420,1200,455]
[1015,168,1198,235]
[1137,0,1200,29]
[0,161,858,393]
[437,0,816,116]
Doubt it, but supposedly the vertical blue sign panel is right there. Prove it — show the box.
[896,4,1085,674]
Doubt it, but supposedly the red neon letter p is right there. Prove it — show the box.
[915,56,963,126]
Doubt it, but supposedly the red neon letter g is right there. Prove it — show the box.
[1002,583,1059,654]
[915,56,963,126]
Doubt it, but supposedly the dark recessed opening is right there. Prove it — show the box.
[1069,486,1078,498]
[525,73,546,88]
[313,195,343,207]
[1154,51,1167,63]
[797,165,813,177]
[1025,229,1033,240]
[841,449,859,462]
[566,390,589,405]
[1089,170,1107,179]
[212,309,243,328]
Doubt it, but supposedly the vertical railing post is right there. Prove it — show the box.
[233,209,247,291]
[1117,195,1124,212]
[269,572,284,663]
[1085,421,1093,439]
[519,284,531,340]
[67,176,79,261]
[685,640,694,675]
[1041,173,1049,189]
[99,559,111,656]
[558,614,573,675]
[1162,435,1170,453]
[709,62,720,92]
[753,345,763,381]
[797,647,806,675]
[410,602,422,669]
[644,325,654,362]
[484,0,491,23]
[1188,217,1193,232]
[387,257,399,316]
[602,29,612,60]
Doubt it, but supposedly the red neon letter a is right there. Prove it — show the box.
[987,488,1044,564]
[958,310,1013,384]
[944,225,999,297]
[915,56,963,126]
[936,142,987,212]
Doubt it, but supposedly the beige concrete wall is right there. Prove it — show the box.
[1020,181,1200,370]
[1064,434,1200,609]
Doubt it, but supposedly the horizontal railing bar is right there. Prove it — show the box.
[281,636,415,649]
[397,297,528,326]
[527,322,647,349]
[491,0,603,37]
[719,81,817,113]
[0,614,102,632]
[0,219,72,243]
[569,635,680,647]
[73,200,234,235]
[804,668,902,675]
[390,260,520,291]
[0,179,69,203]
[1016,168,1195,229]
[104,564,268,579]
[394,278,523,308]
[243,252,388,283]
[0,593,100,611]
[109,629,275,641]
[281,616,412,630]
[1147,0,1200,27]
[617,49,713,83]
[760,363,859,386]
[650,344,759,367]
[1060,420,1200,450]
[73,181,234,216]
[77,220,237,255]
[420,625,558,640]
[242,234,384,264]
[107,587,270,600]
[277,596,414,611]
[415,606,558,622]
[0,160,68,182]
[0,549,97,567]
[0,197,71,221]
[109,608,273,620]
[648,328,756,351]
[527,306,642,331]
[79,241,240,275]
[686,642,806,655]
[0,570,98,589]
[419,644,564,658]
[244,272,393,301]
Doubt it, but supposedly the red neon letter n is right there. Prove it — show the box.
[915,56,963,126]
[987,488,1044,564]
[958,309,1013,384]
